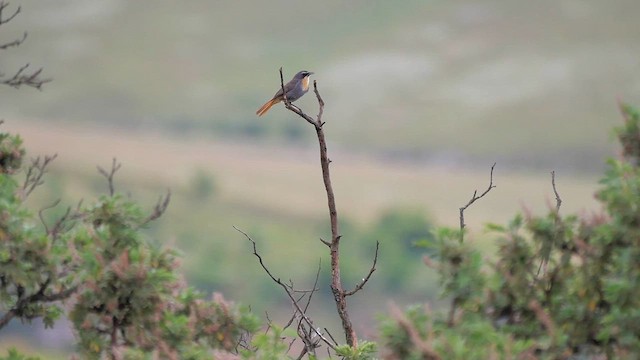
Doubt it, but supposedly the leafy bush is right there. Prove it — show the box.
[380,104,640,359]
[0,130,259,359]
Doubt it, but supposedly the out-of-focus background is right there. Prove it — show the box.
[1,0,639,356]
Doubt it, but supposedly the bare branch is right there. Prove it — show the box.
[345,241,379,296]
[551,170,562,213]
[235,226,336,351]
[0,1,20,25]
[0,63,51,90]
[459,162,496,242]
[0,31,26,50]
[140,190,171,227]
[324,327,339,347]
[22,154,57,199]
[39,200,82,245]
[38,199,61,234]
[0,2,51,90]
[306,261,321,311]
[279,70,360,347]
[97,158,122,196]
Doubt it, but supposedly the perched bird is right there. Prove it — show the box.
[256,70,314,116]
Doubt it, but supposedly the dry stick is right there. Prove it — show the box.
[0,1,21,25]
[22,154,58,198]
[97,158,122,197]
[551,170,562,213]
[459,162,496,243]
[234,226,336,351]
[279,67,358,347]
[344,241,379,296]
[537,171,563,276]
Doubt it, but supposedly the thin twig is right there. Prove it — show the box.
[1,63,51,90]
[345,241,379,296]
[0,31,26,50]
[22,154,57,198]
[303,260,322,313]
[551,171,562,213]
[139,190,171,227]
[459,162,496,242]
[97,158,121,197]
[235,226,336,351]
[0,1,21,25]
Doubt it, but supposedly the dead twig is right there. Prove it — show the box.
[235,226,336,351]
[0,1,20,25]
[345,241,379,296]
[140,190,171,227]
[0,63,51,90]
[0,31,26,50]
[97,158,122,197]
[551,171,562,213]
[279,67,360,347]
[459,162,496,242]
[22,154,57,199]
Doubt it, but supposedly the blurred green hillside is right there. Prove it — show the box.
[8,120,600,347]
[1,0,639,169]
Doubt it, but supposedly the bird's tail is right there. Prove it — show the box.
[256,98,280,117]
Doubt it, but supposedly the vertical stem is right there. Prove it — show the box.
[280,71,357,347]
[314,123,356,347]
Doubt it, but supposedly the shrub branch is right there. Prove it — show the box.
[279,67,359,347]
[459,162,496,242]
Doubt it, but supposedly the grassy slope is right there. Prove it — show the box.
[1,0,638,169]
[12,120,600,228]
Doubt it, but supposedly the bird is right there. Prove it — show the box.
[256,70,314,116]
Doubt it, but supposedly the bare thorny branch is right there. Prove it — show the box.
[97,158,171,225]
[279,66,378,347]
[551,170,562,213]
[22,154,57,199]
[140,190,171,227]
[0,1,51,90]
[38,199,84,243]
[537,171,563,276]
[241,68,378,355]
[459,162,496,242]
[97,158,122,197]
[344,241,379,297]
[234,226,336,352]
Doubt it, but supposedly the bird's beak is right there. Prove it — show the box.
[308,72,314,76]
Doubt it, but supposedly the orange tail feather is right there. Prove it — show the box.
[256,98,280,116]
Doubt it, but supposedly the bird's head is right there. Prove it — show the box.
[295,70,314,80]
